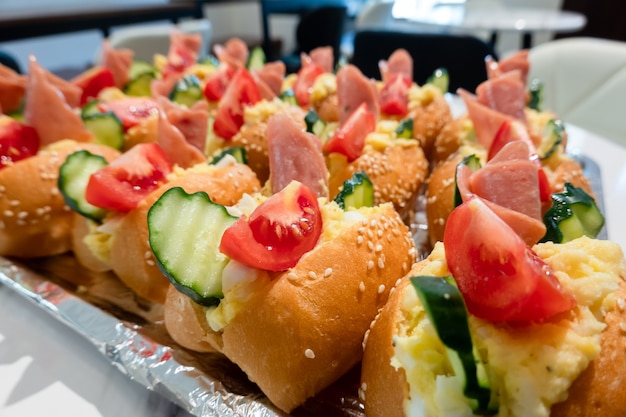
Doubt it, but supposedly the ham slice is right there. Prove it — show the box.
[309,46,334,74]
[476,70,526,121]
[100,40,133,89]
[214,37,249,69]
[158,97,208,153]
[150,72,183,98]
[266,114,328,198]
[336,64,379,125]
[485,50,529,84]
[157,110,205,169]
[378,48,413,83]
[0,64,26,114]
[458,88,514,149]
[24,57,93,146]
[252,61,286,100]
[455,141,546,245]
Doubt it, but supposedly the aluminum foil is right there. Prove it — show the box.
[0,154,605,417]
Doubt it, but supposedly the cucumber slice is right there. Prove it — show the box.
[58,150,109,222]
[395,118,414,139]
[199,55,219,68]
[528,78,543,112]
[537,119,564,160]
[81,99,102,117]
[82,111,124,150]
[410,276,498,415]
[333,171,374,210]
[304,109,330,141]
[148,187,237,306]
[279,89,299,106]
[125,61,158,97]
[247,46,266,71]
[169,74,203,107]
[453,154,482,207]
[426,67,449,94]
[210,146,248,165]
[541,182,605,243]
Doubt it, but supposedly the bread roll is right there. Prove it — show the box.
[109,162,260,304]
[425,152,463,246]
[328,140,429,220]
[361,238,626,417]
[0,140,120,258]
[410,93,452,159]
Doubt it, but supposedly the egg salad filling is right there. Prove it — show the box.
[206,198,376,332]
[393,237,625,417]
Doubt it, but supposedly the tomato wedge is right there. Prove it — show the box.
[0,116,40,169]
[98,98,159,131]
[379,73,412,116]
[203,64,235,102]
[293,61,324,107]
[323,102,376,162]
[85,143,172,212]
[213,67,261,140]
[220,181,322,271]
[443,196,575,323]
[71,66,116,106]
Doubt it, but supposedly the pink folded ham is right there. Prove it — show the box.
[456,141,546,245]
[251,61,286,100]
[156,109,205,169]
[24,57,93,146]
[214,37,249,69]
[100,40,133,89]
[309,46,334,74]
[158,97,208,153]
[266,113,328,198]
[378,48,413,84]
[336,64,379,125]
[0,64,26,114]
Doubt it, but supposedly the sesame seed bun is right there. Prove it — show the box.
[361,244,626,417]
[431,116,470,165]
[425,152,463,246]
[109,162,261,304]
[0,141,120,258]
[328,141,429,220]
[163,284,216,353]
[411,94,452,159]
[164,201,417,412]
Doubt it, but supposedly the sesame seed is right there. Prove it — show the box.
[304,349,315,359]
[378,284,385,294]
[367,260,374,270]
[361,382,368,391]
[324,268,333,277]
[146,259,155,266]
[375,244,383,252]
[618,298,626,312]
[9,200,19,207]
[358,227,366,234]
[620,322,626,333]
[367,241,374,251]
[357,235,364,245]
[287,272,298,281]
[144,251,152,259]
[367,229,374,239]
[378,258,385,269]
[359,281,365,292]
[3,210,14,217]
[17,211,28,219]
[377,229,383,237]
[308,271,317,279]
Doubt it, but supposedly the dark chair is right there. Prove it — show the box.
[260,1,348,73]
[351,30,498,92]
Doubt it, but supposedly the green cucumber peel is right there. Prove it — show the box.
[333,171,374,210]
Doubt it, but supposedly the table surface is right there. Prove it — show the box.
[0,110,624,416]
[392,0,587,33]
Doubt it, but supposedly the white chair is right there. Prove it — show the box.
[529,37,626,147]
[106,18,212,62]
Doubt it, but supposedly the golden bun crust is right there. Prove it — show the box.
[411,94,452,159]
[163,284,216,353]
[328,141,429,220]
[431,115,469,165]
[109,163,261,304]
[0,141,120,258]
[215,202,416,413]
[360,269,420,417]
[550,280,626,417]
[312,93,339,123]
[425,152,463,246]
[71,213,111,272]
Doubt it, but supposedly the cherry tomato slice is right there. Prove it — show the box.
[203,64,235,102]
[444,196,575,323]
[213,67,261,140]
[323,102,376,162]
[85,143,172,212]
[379,73,411,116]
[293,62,324,107]
[98,98,159,131]
[220,181,322,271]
[0,116,40,169]
[71,66,116,106]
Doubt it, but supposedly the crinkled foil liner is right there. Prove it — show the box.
[0,151,605,417]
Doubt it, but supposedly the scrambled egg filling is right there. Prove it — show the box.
[206,199,376,331]
[394,237,625,417]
